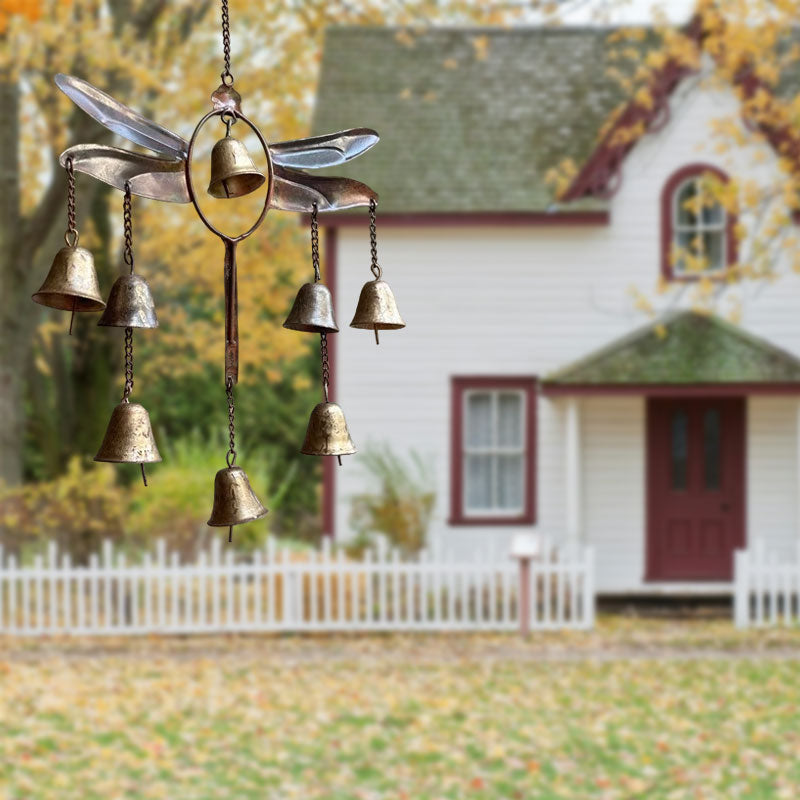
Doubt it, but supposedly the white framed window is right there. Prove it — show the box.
[463,389,526,517]
[672,176,726,275]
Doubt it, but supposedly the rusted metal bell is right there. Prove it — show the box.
[207,135,265,199]
[207,466,269,542]
[94,401,162,464]
[283,283,339,333]
[301,402,356,458]
[349,279,405,344]
[98,274,158,328]
[32,246,105,312]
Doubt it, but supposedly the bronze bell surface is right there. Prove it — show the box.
[32,246,105,312]
[350,279,405,344]
[98,274,158,328]
[207,465,269,542]
[94,401,162,464]
[207,135,266,199]
[283,283,339,333]
[301,402,356,460]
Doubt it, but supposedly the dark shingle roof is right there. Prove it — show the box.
[544,312,800,385]
[312,27,641,213]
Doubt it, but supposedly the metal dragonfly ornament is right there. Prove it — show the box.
[32,0,404,543]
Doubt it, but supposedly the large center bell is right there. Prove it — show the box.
[94,402,162,465]
[207,127,265,199]
[98,273,158,328]
[32,245,105,312]
[301,402,356,458]
[283,282,338,333]
[207,465,269,541]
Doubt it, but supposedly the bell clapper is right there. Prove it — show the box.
[337,455,342,466]
[228,526,233,543]
[140,463,148,487]
[374,325,379,345]
[69,296,76,336]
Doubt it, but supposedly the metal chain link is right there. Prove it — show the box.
[311,203,321,283]
[320,332,330,402]
[225,377,237,467]
[369,198,382,279]
[64,157,79,248]
[123,183,134,274]
[123,326,134,401]
[220,0,234,86]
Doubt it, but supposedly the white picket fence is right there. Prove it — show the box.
[0,538,595,636]
[734,540,800,628]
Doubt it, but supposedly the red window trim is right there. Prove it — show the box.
[661,163,738,283]
[449,376,537,527]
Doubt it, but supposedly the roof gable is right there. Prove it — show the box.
[544,311,800,386]
[312,27,642,214]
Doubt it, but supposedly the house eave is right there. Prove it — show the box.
[541,382,800,397]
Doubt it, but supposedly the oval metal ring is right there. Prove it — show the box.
[185,109,274,243]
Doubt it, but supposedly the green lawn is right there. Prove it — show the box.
[1,620,800,799]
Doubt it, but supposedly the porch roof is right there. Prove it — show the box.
[542,311,800,395]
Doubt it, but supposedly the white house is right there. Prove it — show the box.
[309,25,800,594]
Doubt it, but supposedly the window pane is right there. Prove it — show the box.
[671,409,688,490]
[703,231,725,271]
[675,179,698,226]
[704,408,721,490]
[497,455,524,510]
[702,199,724,226]
[465,455,492,509]
[497,393,523,448]
[465,393,492,448]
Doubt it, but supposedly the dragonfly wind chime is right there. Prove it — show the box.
[31,0,404,542]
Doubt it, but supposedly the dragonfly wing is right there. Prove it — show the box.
[60,144,190,203]
[56,74,188,160]
[270,128,378,169]
[271,166,377,212]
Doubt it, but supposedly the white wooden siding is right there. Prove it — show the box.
[330,76,800,590]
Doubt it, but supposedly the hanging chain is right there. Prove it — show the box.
[369,198,381,279]
[123,327,134,401]
[320,333,330,402]
[64,157,79,248]
[311,203,321,283]
[123,183,134,274]
[225,377,237,467]
[220,0,234,86]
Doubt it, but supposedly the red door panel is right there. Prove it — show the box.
[646,398,745,581]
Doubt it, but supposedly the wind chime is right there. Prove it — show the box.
[31,0,404,543]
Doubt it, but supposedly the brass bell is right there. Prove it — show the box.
[301,402,356,463]
[350,279,405,344]
[207,134,265,199]
[207,465,269,542]
[283,283,339,333]
[94,401,161,484]
[98,274,158,328]
[32,246,105,313]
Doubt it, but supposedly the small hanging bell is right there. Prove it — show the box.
[350,279,405,344]
[98,274,158,328]
[94,401,162,466]
[301,401,356,458]
[207,466,269,542]
[283,283,339,333]
[207,134,265,199]
[32,246,106,313]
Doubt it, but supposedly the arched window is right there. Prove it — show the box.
[661,164,736,280]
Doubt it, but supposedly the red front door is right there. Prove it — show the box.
[646,397,746,581]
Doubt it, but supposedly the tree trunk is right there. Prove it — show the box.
[0,69,24,485]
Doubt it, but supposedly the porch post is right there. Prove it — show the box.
[797,401,800,542]
[565,397,582,549]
